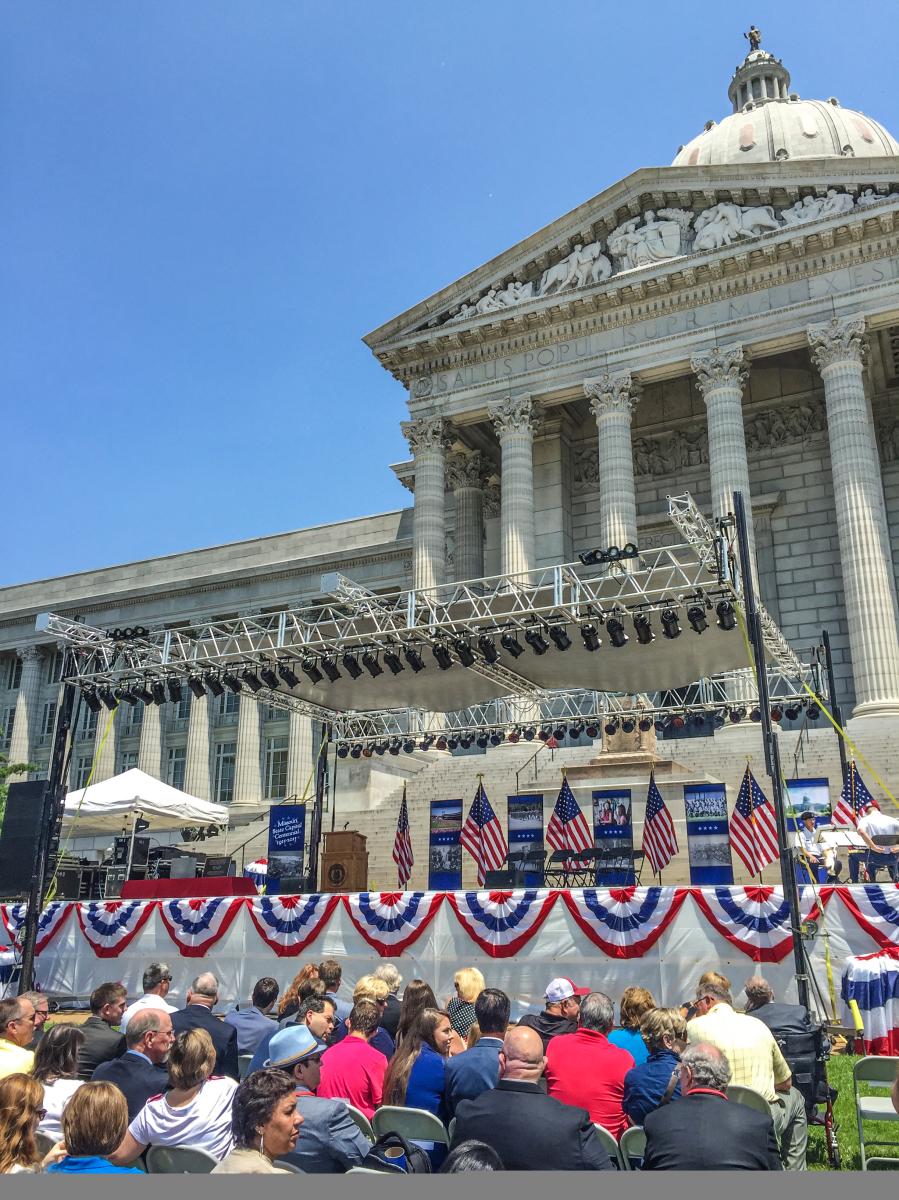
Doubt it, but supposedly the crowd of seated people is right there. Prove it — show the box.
[2,955,887,1174]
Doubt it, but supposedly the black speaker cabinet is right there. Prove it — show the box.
[0,781,46,898]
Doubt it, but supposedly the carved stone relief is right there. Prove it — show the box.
[877,417,899,463]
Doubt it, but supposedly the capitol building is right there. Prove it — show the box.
[3,38,899,886]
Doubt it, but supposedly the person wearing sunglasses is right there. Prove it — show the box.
[0,996,37,1080]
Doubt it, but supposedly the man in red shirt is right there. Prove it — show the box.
[317,999,386,1120]
[545,991,634,1139]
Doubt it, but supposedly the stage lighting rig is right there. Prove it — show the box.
[489,730,504,745]
[383,649,404,675]
[508,727,521,743]
[750,707,762,722]
[585,722,599,738]
[670,713,685,729]
[770,706,783,722]
[478,634,499,664]
[447,735,459,750]
[477,732,489,748]
[580,623,601,651]
[577,542,639,566]
[716,600,737,630]
[350,745,362,758]
[222,671,243,693]
[402,739,415,753]
[278,663,301,689]
[205,673,226,696]
[459,733,473,749]
[341,653,363,680]
[638,717,653,732]
[604,719,619,735]
[453,639,476,668]
[320,658,340,683]
[300,659,323,685]
[150,680,168,705]
[167,679,183,703]
[621,717,636,733]
[806,702,820,720]
[432,643,453,670]
[115,685,139,705]
[82,687,103,714]
[188,676,207,699]
[361,652,382,679]
[389,739,401,755]
[96,686,117,710]
[553,725,566,740]
[729,707,746,723]
[660,608,681,639]
[523,726,536,741]
[435,735,448,750]
[500,631,524,658]
[260,665,280,689]
[632,613,654,644]
[337,745,349,759]
[525,629,549,655]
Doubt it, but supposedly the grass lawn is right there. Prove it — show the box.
[807,1055,899,1171]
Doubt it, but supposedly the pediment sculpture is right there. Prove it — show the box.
[435,184,898,329]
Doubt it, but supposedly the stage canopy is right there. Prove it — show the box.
[63,768,228,834]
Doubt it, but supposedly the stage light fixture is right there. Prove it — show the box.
[452,639,476,668]
[716,600,737,630]
[638,717,652,732]
[500,632,524,658]
[388,739,400,756]
[258,665,279,689]
[551,725,565,741]
[241,669,263,692]
[133,682,155,705]
[580,623,601,652]
[750,707,762,722]
[383,650,404,675]
[687,605,709,634]
[341,652,363,680]
[770,706,783,722]
[97,686,118,710]
[362,745,373,758]
[621,717,636,733]
[670,714,685,729]
[205,673,226,697]
[654,717,667,733]
[607,618,628,648]
[222,671,243,693]
[361,652,383,679]
[188,676,206,699]
[549,625,572,651]
[404,646,425,673]
[538,727,550,742]
[350,745,362,759]
[300,659,323,685]
[525,629,549,656]
[403,739,415,754]
[523,726,536,741]
[661,608,681,639]
[489,730,503,746]
[150,680,168,705]
[436,735,448,750]
[477,732,489,748]
[374,741,388,755]
[478,635,499,664]
[508,727,521,743]
[320,658,340,683]
[278,664,301,689]
[605,719,619,735]
[570,722,584,739]
[116,686,139,706]
[167,678,183,703]
[432,643,454,670]
[336,745,349,759]
[729,707,746,724]
[632,614,654,645]
[784,704,800,721]
[447,736,459,750]
[82,687,103,713]
[459,733,473,749]
[806,703,820,720]
[585,723,599,738]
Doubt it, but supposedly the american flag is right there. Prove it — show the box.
[460,780,508,887]
[392,784,414,887]
[730,766,780,876]
[546,776,594,855]
[832,760,875,828]
[641,771,678,875]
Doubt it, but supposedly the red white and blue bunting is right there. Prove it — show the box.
[562,887,688,959]
[841,947,899,1055]
[1,902,73,954]
[158,897,245,957]
[446,889,557,957]
[691,885,829,962]
[344,892,444,955]
[76,900,157,958]
[835,885,899,948]
[246,894,339,956]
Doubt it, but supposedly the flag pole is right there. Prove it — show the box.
[733,490,810,1012]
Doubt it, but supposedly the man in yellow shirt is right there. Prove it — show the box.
[687,971,807,1170]
[0,995,37,1078]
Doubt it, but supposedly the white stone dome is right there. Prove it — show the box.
[672,47,899,167]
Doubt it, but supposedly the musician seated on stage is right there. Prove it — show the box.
[795,811,841,882]
[853,800,899,882]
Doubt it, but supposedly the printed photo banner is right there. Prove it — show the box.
[446,889,558,957]
[563,887,689,958]
[246,893,339,956]
[76,900,157,958]
[343,892,444,955]
[429,799,463,891]
[507,794,545,887]
[593,789,635,886]
[835,884,899,948]
[684,783,734,885]
[0,901,73,954]
[691,885,831,962]
[158,896,245,957]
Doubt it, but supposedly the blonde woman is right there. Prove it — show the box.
[447,968,485,1039]
[330,974,395,1058]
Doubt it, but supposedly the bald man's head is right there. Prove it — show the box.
[499,1025,546,1083]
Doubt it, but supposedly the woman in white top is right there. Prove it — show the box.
[112,1027,237,1164]
[33,1024,85,1142]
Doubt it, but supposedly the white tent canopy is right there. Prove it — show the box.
[63,768,228,834]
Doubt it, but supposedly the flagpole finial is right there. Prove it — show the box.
[476,772,484,780]
[561,766,567,777]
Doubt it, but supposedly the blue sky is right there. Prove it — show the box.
[3,1,896,585]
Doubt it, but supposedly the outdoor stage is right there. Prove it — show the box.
[7,884,899,1023]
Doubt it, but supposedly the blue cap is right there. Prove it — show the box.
[265,1024,328,1069]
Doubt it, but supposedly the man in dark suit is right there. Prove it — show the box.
[446,987,509,1116]
[223,976,279,1055]
[373,963,402,1040]
[451,1025,613,1171]
[643,1042,782,1171]
[92,1008,173,1121]
[77,982,127,1079]
[171,972,239,1080]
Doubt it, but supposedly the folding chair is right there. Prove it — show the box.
[372,1106,449,1146]
[447,1116,456,1143]
[854,1055,899,1169]
[343,1102,376,1142]
[146,1144,219,1173]
[726,1083,771,1116]
[238,1053,254,1080]
[592,1123,624,1169]
[274,1160,305,1173]
[619,1125,646,1170]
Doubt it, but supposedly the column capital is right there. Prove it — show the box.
[807,316,868,372]
[401,415,449,456]
[17,645,42,663]
[584,372,641,419]
[445,450,484,491]
[488,395,537,438]
[690,344,748,396]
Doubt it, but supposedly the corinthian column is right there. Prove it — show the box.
[446,451,485,582]
[233,692,262,806]
[488,395,537,580]
[401,416,448,592]
[184,692,211,799]
[584,372,640,553]
[287,711,314,799]
[137,700,163,777]
[7,647,43,780]
[691,344,756,579]
[92,705,118,782]
[808,317,899,717]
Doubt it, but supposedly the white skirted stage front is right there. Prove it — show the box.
[6,884,899,1016]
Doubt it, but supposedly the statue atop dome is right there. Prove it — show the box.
[744,25,762,51]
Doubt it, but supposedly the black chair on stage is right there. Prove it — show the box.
[544,848,598,888]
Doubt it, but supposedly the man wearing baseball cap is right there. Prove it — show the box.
[265,1025,371,1174]
[518,977,589,1052]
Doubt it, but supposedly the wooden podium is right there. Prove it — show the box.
[321,831,368,893]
